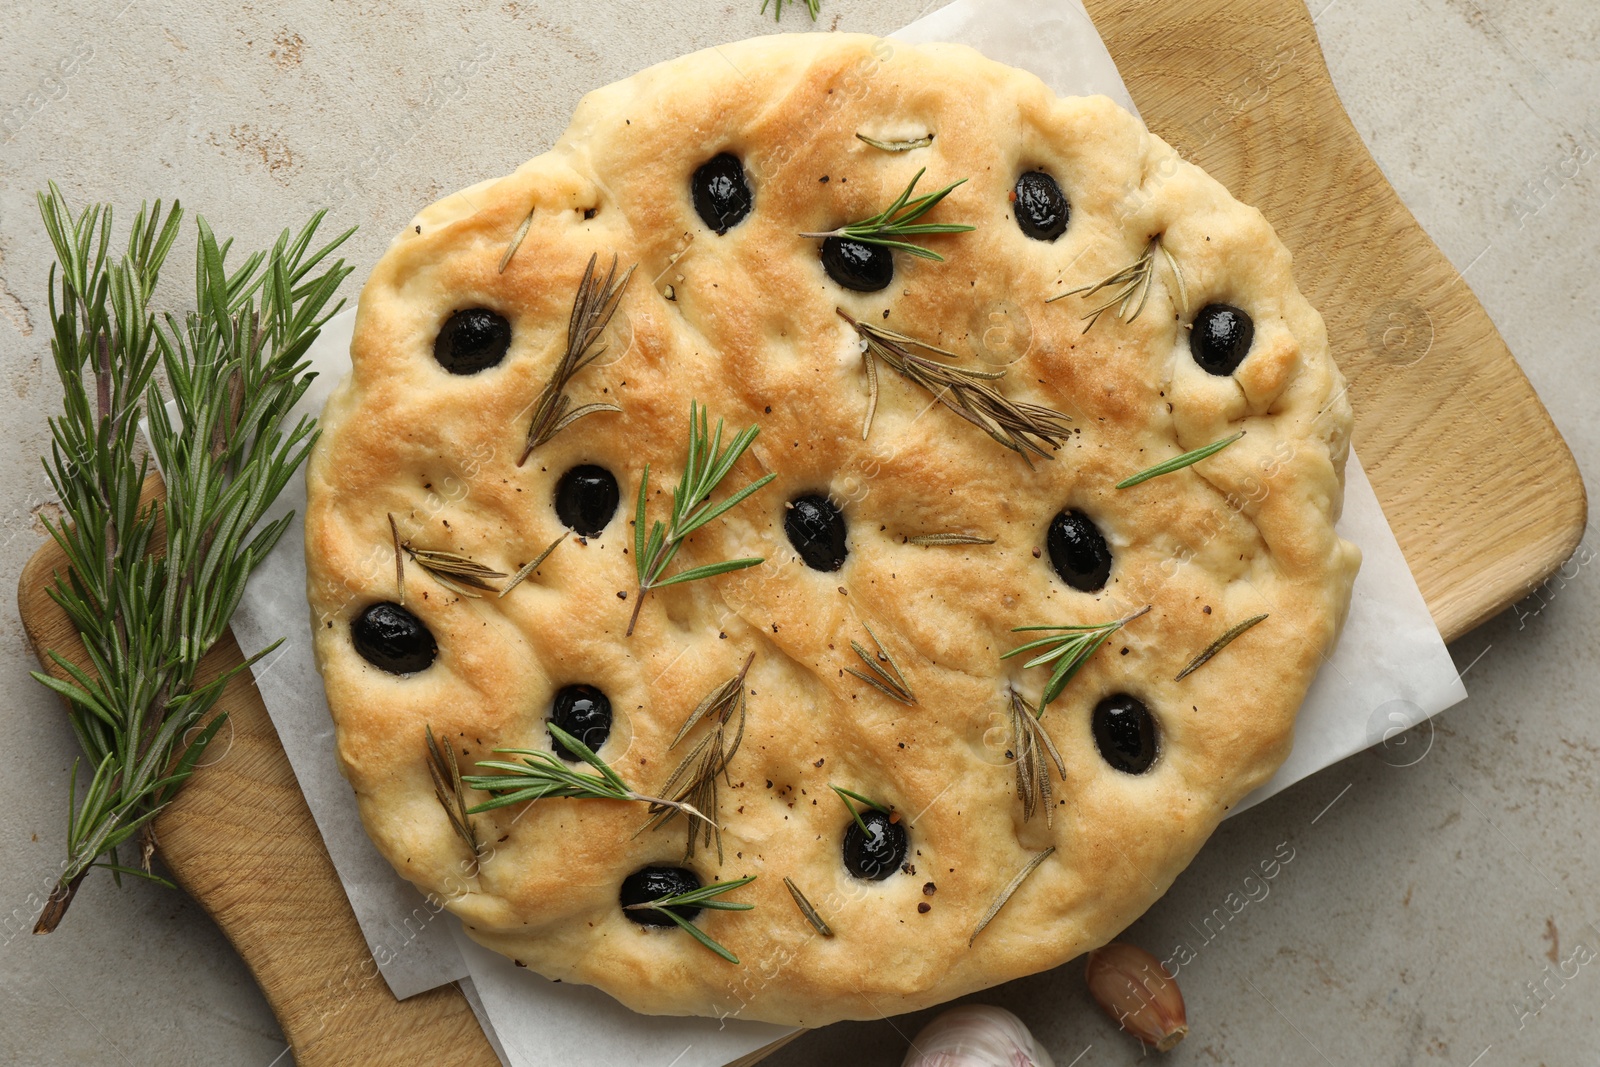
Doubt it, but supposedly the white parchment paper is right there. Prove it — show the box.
[223,0,1466,1061]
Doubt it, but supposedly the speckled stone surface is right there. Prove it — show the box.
[1,2,1595,1064]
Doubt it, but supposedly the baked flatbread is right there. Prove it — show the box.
[305,31,1359,1027]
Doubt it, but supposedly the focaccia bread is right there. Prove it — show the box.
[305,32,1360,1027]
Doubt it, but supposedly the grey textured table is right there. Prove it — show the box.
[2,1,1596,1064]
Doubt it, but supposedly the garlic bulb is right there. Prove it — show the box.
[900,1004,1055,1067]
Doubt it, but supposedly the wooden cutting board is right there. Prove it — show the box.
[17,1,1585,1064]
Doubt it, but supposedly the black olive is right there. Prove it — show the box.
[1013,171,1070,241]
[1093,693,1158,774]
[691,153,753,234]
[351,602,437,675]
[555,465,619,537]
[548,684,612,762]
[842,808,907,881]
[620,865,702,927]
[433,308,511,375]
[785,494,848,572]
[1046,509,1112,592]
[821,236,894,292]
[1190,304,1255,375]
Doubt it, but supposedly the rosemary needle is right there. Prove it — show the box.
[846,622,915,705]
[783,877,835,937]
[969,847,1055,945]
[1007,690,1067,825]
[1175,613,1269,681]
[1117,431,1245,489]
[498,530,569,598]
[425,725,483,863]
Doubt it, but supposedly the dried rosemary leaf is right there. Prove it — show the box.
[1175,613,1269,681]
[856,132,934,152]
[783,876,834,937]
[969,846,1055,946]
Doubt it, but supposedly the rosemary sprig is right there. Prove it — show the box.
[646,654,754,861]
[389,515,507,599]
[831,784,892,835]
[846,622,914,705]
[622,875,756,963]
[1117,431,1244,489]
[839,309,1072,464]
[856,133,933,152]
[759,0,819,21]
[1007,690,1066,825]
[969,846,1055,945]
[498,530,569,598]
[628,401,776,636]
[783,876,834,937]
[425,725,483,864]
[518,252,634,465]
[463,724,713,828]
[1048,236,1187,333]
[1003,605,1152,710]
[1175,613,1269,681]
[800,167,975,261]
[29,186,352,933]
[906,533,994,546]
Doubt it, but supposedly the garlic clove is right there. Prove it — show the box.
[1085,942,1188,1052]
[900,1004,1055,1067]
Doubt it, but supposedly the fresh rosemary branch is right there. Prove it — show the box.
[800,167,975,261]
[969,846,1055,946]
[518,252,633,464]
[389,514,508,600]
[622,875,756,963]
[628,401,775,636]
[1003,605,1152,711]
[831,784,892,835]
[1117,431,1244,489]
[1007,690,1066,825]
[463,724,713,826]
[839,309,1072,464]
[498,530,568,598]
[856,133,933,152]
[1048,236,1187,333]
[425,725,483,864]
[646,654,754,861]
[783,876,834,937]
[30,185,353,933]
[1175,613,1269,681]
[846,622,914,705]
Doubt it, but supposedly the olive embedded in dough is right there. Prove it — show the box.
[548,684,612,763]
[820,235,894,292]
[842,808,908,881]
[555,464,620,537]
[785,494,848,572]
[1189,303,1255,375]
[1092,692,1158,774]
[1013,170,1070,241]
[691,153,754,234]
[433,308,511,375]
[351,601,437,675]
[1046,508,1112,592]
[620,865,702,927]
